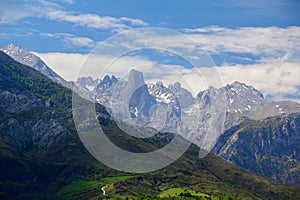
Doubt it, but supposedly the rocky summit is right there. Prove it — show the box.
[0,44,68,87]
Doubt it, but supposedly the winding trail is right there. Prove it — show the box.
[101,185,108,195]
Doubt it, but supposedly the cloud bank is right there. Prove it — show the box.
[32,25,300,102]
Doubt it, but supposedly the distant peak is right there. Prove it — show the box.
[128,69,144,82]
[225,81,251,90]
[1,43,28,56]
[103,75,111,82]
[102,75,118,83]
[174,82,181,88]
[129,69,143,76]
[8,43,17,48]
[127,69,145,90]
[231,81,246,87]
[2,43,22,50]
[156,81,164,86]
[225,81,264,98]
[226,81,253,90]
[111,75,118,81]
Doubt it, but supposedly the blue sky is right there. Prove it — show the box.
[0,0,300,101]
[1,0,299,52]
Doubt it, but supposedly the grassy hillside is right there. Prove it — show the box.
[0,51,72,109]
[1,132,300,199]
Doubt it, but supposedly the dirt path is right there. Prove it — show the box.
[101,185,108,195]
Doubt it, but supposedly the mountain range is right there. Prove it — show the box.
[0,44,300,199]
[90,68,300,185]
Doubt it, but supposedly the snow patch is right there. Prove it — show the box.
[86,85,95,92]
[156,92,171,104]
[242,84,249,90]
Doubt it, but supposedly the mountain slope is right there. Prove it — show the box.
[214,112,300,185]
[0,43,69,88]
[1,50,300,199]
[0,50,74,151]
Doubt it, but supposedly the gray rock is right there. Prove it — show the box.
[31,119,72,149]
[213,112,300,185]
[0,118,30,150]
[0,91,42,113]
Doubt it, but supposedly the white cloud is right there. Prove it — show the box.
[43,10,147,32]
[46,10,125,31]
[182,26,300,57]
[34,51,300,103]
[32,26,300,103]
[41,32,95,48]
[0,0,147,32]
[33,52,86,81]
[62,0,75,4]
[34,0,62,8]
[33,52,155,81]
[217,62,300,97]
[0,1,36,24]
[95,26,300,65]
[66,37,94,47]
[120,17,148,26]
[182,26,227,33]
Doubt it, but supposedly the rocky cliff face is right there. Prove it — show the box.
[0,51,74,151]
[126,70,157,122]
[0,107,73,151]
[213,112,300,185]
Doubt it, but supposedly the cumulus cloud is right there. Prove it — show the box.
[45,10,147,32]
[66,36,94,47]
[184,26,300,57]
[33,26,300,102]
[119,17,148,26]
[0,1,37,24]
[41,32,95,48]
[0,0,147,32]
[33,52,155,81]
[96,26,300,66]
[33,52,87,81]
